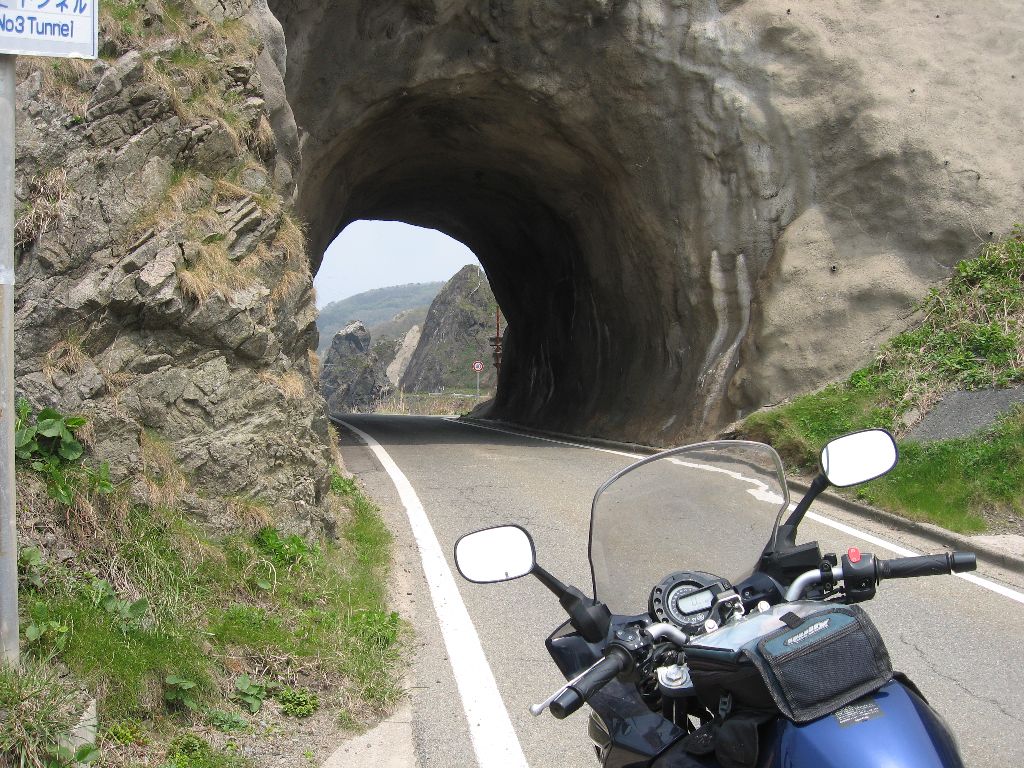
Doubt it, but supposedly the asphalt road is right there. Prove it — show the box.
[336,414,1024,768]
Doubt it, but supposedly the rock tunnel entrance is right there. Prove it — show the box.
[299,81,708,440]
[260,1,864,444]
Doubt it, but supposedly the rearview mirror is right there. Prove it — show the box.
[820,429,898,487]
[454,525,536,583]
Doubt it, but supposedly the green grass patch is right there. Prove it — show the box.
[739,229,1024,531]
[15,467,402,761]
[853,408,1024,533]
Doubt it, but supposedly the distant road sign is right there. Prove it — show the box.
[472,360,484,373]
[0,0,97,59]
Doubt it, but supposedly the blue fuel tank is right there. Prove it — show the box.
[770,681,964,768]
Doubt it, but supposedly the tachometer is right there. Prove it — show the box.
[649,571,728,633]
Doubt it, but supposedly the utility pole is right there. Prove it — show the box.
[0,53,18,666]
[0,0,97,667]
[489,307,503,376]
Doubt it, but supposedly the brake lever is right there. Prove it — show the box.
[530,657,607,716]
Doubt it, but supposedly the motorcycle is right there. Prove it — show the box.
[453,429,976,767]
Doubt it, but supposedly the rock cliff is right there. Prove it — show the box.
[400,265,498,393]
[320,321,393,412]
[12,0,332,531]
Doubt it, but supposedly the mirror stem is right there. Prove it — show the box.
[777,473,830,549]
[533,564,611,643]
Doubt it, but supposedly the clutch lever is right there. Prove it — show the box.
[530,657,608,716]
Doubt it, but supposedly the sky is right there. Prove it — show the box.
[314,220,480,308]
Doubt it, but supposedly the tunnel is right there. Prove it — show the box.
[263,1,811,443]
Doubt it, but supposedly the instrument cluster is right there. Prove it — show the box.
[649,571,728,634]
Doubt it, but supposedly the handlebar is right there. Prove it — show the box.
[785,551,976,601]
[545,646,631,719]
[876,552,976,579]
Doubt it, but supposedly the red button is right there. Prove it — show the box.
[848,547,862,563]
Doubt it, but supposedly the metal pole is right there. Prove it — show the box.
[0,53,19,666]
[476,370,480,398]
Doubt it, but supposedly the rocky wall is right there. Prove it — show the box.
[268,0,1024,443]
[13,1,334,532]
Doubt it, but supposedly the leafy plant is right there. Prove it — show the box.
[18,546,46,589]
[13,399,111,506]
[277,686,319,718]
[24,618,71,656]
[205,708,248,732]
[164,674,201,713]
[101,719,146,745]
[253,527,316,567]
[232,674,270,714]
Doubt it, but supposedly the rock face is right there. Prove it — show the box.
[400,266,498,393]
[266,0,1024,443]
[12,1,333,532]
[386,324,422,386]
[320,322,393,412]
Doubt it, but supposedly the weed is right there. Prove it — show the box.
[232,675,270,714]
[101,718,147,746]
[18,547,46,590]
[253,528,316,568]
[165,733,253,767]
[205,709,249,733]
[15,168,70,251]
[277,687,319,718]
[165,674,201,713]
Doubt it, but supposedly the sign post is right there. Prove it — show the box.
[472,360,484,398]
[0,0,97,667]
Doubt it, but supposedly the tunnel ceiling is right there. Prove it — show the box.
[260,0,1024,444]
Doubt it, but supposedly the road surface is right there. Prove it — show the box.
[336,414,1024,768]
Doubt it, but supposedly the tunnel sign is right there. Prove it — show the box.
[472,360,484,373]
[0,0,97,59]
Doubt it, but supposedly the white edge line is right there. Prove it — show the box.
[454,420,1024,607]
[339,420,530,768]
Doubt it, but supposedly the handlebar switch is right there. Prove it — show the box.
[842,551,877,603]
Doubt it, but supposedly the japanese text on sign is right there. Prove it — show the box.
[0,0,97,59]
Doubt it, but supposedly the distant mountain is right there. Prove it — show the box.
[316,282,443,355]
[400,265,500,392]
[369,306,429,344]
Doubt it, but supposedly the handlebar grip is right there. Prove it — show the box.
[549,647,629,719]
[876,552,976,580]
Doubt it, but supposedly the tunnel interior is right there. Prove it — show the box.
[298,77,705,438]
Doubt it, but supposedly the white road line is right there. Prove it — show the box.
[339,420,530,768]
[454,419,1024,607]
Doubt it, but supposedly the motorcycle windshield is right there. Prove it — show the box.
[589,441,790,614]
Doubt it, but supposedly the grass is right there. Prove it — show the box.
[15,466,402,764]
[0,660,86,767]
[739,228,1024,532]
[852,407,1024,533]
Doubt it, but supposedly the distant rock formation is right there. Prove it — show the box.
[386,325,422,386]
[400,265,499,393]
[320,322,393,412]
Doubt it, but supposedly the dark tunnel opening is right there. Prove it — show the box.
[298,79,704,438]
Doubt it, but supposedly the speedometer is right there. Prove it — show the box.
[649,571,728,633]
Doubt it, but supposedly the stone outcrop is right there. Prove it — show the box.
[266,0,1024,443]
[13,1,332,532]
[386,324,422,386]
[400,265,498,393]
[320,322,393,412]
